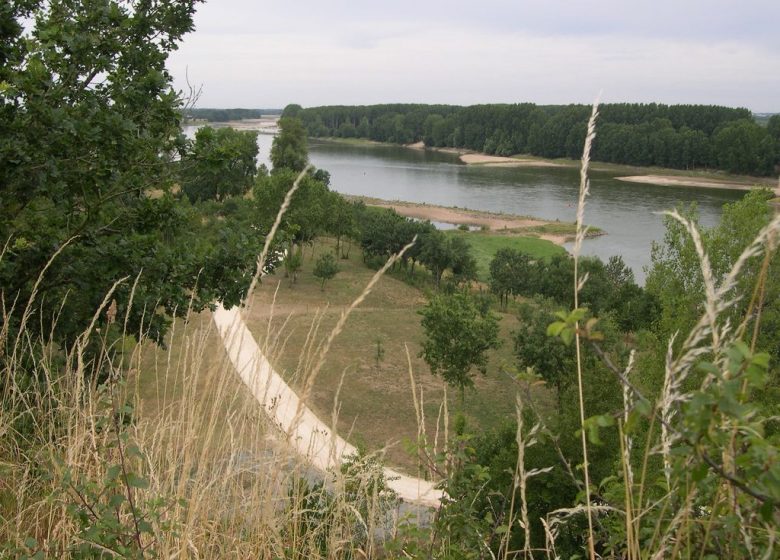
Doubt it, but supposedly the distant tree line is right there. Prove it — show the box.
[284,103,780,176]
[183,108,281,122]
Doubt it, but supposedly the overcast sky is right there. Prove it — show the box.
[168,0,780,112]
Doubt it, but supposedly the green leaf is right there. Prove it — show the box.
[126,472,149,489]
[546,321,566,337]
[109,493,125,507]
[106,465,121,482]
[760,501,774,523]
[634,399,652,417]
[690,463,708,482]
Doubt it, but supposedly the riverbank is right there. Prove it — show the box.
[190,116,280,134]
[343,194,603,244]
[322,136,775,191]
[616,175,780,193]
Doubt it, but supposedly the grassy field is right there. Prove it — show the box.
[445,230,567,281]
[133,235,554,475]
[241,239,549,473]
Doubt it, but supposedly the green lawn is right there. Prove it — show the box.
[446,230,567,282]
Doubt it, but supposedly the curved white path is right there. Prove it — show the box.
[212,304,444,507]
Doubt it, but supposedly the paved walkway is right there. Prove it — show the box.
[212,304,444,507]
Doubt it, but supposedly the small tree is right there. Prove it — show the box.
[488,248,532,309]
[513,298,576,402]
[313,252,339,290]
[419,291,501,399]
[285,246,303,286]
[270,117,309,173]
[181,126,258,201]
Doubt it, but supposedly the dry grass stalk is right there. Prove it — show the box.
[245,163,313,312]
[573,97,600,560]
[288,237,417,442]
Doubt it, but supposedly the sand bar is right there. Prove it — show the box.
[405,143,564,167]
[459,153,565,167]
[616,175,780,194]
[344,195,597,245]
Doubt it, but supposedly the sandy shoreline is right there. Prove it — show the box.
[616,175,780,194]
[344,195,592,245]
[405,141,565,168]
[458,153,566,167]
[403,140,776,191]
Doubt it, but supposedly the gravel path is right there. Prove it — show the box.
[212,304,444,507]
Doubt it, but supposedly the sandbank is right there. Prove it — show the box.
[459,153,565,167]
[404,142,567,167]
[344,195,598,245]
[616,175,780,195]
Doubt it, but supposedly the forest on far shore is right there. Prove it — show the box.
[184,107,282,122]
[284,102,780,176]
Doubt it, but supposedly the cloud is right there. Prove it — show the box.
[169,1,780,111]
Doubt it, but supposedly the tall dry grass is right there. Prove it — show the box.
[3,106,778,559]
[0,168,413,558]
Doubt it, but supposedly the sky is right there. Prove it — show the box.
[168,0,780,112]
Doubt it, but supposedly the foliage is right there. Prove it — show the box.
[510,253,659,332]
[417,230,453,287]
[324,191,358,256]
[286,452,398,556]
[514,298,577,399]
[254,170,330,245]
[488,247,533,309]
[284,245,303,285]
[352,207,478,288]
[646,189,780,364]
[286,102,776,175]
[419,291,501,395]
[0,1,277,352]
[270,116,309,172]
[55,431,182,559]
[449,230,566,281]
[712,119,776,175]
[180,125,259,201]
[313,251,339,289]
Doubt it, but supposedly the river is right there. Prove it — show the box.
[192,128,745,283]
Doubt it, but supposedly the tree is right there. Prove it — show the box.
[767,114,780,144]
[712,119,775,175]
[513,299,576,400]
[448,236,478,285]
[284,245,303,286]
[419,291,501,397]
[647,189,780,365]
[270,117,309,172]
[324,192,357,257]
[489,248,533,309]
[313,252,339,290]
[254,170,330,246]
[0,1,258,350]
[180,126,258,201]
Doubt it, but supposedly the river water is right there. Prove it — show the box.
[193,128,745,283]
